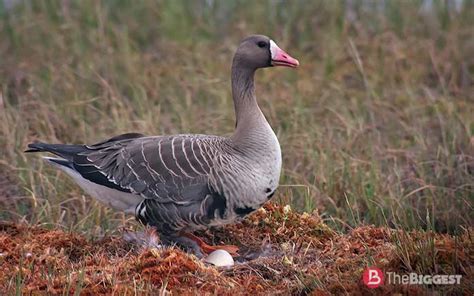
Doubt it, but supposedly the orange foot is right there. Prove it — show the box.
[181,232,239,256]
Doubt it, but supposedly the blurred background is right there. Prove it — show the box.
[0,0,472,235]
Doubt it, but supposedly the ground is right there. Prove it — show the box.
[1,204,472,295]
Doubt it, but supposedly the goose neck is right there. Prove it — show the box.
[231,64,264,133]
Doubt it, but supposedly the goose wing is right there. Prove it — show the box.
[26,133,231,231]
[76,134,224,204]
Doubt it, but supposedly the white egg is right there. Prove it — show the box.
[204,249,234,267]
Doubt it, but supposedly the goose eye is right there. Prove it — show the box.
[257,41,267,48]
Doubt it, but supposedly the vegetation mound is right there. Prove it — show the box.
[1,204,471,295]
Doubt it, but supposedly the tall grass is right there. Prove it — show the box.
[0,0,472,234]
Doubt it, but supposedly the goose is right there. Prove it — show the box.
[25,35,299,257]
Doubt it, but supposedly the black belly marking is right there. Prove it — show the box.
[206,192,227,219]
[135,201,148,225]
[266,188,276,199]
[235,206,256,217]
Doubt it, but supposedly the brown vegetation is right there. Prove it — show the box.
[1,204,472,295]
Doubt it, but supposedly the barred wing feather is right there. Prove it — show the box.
[76,135,224,205]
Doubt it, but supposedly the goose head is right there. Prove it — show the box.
[233,35,299,70]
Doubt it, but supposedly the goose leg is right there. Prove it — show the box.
[161,234,206,258]
[180,232,239,256]
[124,229,238,258]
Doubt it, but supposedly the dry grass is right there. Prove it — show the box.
[0,0,473,294]
[1,0,472,233]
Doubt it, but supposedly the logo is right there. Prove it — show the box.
[362,267,462,288]
[363,267,384,288]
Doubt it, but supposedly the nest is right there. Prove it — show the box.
[0,204,472,295]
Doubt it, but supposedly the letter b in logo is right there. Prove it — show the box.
[363,267,384,288]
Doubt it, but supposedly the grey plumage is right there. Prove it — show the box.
[25,35,299,254]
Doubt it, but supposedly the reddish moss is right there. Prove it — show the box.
[0,205,471,295]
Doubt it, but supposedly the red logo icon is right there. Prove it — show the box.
[363,267,384,288]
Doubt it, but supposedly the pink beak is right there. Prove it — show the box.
[270,40,299,68]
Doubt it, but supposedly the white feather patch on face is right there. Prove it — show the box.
[269,39,279,59]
